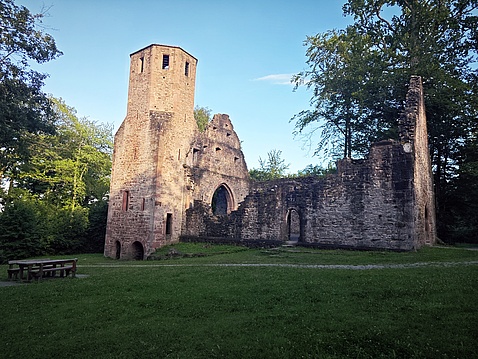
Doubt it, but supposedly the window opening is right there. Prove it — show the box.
[139,57,144,73]
[122,190,129,211]
[185,61,190,76]
[166,213,173,235]
[212,185,233,216]
[215,147,221,152]
[193,148,200,163]
[141,198,146,211]
[178,149,181,160]
[162,54,170,69]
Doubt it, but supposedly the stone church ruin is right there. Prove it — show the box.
[104,44,436,259]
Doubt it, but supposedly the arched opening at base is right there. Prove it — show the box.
[212,184,234,216]
[287,209,301,243]
[115,241,121,259]
[132,241,144,260]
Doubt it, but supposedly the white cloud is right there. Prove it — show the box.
[253,73,295,85]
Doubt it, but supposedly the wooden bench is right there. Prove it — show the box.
[7,259,50,281]
[7,258,77,281]
[7,267,20,280]
[30,264,76,279]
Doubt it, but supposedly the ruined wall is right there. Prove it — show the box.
[185,115,250,207]
[399,76,437,246]
[182,76,436,251]
[184,140,416,250]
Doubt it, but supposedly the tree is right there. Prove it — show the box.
[14,98,113,209]
[295,163,336,178]
[0,0,62,184]
[194,106,211,132]
[249,149,290,181]
[292,27,392,159]
[293,0,478,241]
[0,98,113,262]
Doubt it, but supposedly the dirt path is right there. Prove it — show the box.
[78,260,478,270]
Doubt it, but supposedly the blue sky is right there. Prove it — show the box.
[20,0,352,173]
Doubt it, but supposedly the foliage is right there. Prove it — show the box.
[0,0,62,182]
[0,193,46,262]
[0,248,477,358]
[0,189,91,262]
[82,200,108,253]
[194,105,211,132]
[293,0,478,242]
[249,149,290,181]
[13,97,113,209]
[294,162,337,178]
[0,98,113,262]
[440,131,478,243]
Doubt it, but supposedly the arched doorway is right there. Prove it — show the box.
[212,184,234,216]
[115,241,121,259]
[287,209,301,243]
[132,241,144,260]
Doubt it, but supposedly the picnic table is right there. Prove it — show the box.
[7,258,77,281]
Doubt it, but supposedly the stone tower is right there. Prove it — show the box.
[104,44,198,259]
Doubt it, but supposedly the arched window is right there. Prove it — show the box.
[212,184,234,216]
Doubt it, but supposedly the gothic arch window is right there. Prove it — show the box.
[212,184,234,216]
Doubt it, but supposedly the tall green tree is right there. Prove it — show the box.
[249,149,290,181]
[0,0,62,184]
[0,99,113,261]
[294,0,478,241]
[14,98,113,209]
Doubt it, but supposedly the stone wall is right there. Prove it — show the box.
[182,76,436,251]
[399,76,436,246]
[183,139,417,250]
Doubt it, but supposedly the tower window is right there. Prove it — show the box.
[162,55,170,69]
[122,191,129,211]
[139,57,144,73]
[185,61,190,76]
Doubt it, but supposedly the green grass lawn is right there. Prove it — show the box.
[1,245,477,358]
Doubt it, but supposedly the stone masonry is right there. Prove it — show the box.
[104,44,436,259]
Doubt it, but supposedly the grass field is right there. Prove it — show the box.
[1,244,477,358]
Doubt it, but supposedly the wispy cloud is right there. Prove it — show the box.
[253,73,295,85]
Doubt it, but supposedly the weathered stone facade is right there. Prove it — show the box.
[105,44,436,259]
[104,45,250,259]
